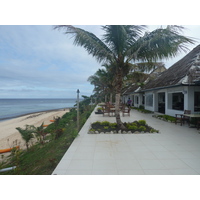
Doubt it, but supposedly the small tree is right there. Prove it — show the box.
[34,123,46,144]
[16,125,35,150]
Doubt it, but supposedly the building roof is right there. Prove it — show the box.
[123,64,166,95]
[141,44,200,91]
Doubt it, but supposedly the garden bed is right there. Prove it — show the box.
[88,120,159,134]
[152,114,176,123]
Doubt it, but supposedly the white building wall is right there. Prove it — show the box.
[127,85,200,115]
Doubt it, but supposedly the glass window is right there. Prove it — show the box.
[136,96,139,104]
[172,92,184,110]
[194,92,200,111]
[146,94,153,107]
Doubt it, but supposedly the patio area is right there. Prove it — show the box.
[52,107,200,175]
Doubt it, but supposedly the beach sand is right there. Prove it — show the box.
[0,109,69,150]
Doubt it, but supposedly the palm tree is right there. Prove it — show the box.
[16,125,35,150]
[88,66,115,103]
[34,123,46,144]
[54,25,195,129]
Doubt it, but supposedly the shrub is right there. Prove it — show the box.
[110,123,117,127]
[138,120,146,125]
[110,123,117,129]
[139,126,146,132]
[139,105,145,110]
[92,121,101,126]
[128,125,137,130]
[101,121,110,126]
[126,123,138,130]
[157,115,176,122]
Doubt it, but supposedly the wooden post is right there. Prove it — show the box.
[77,89,80,130]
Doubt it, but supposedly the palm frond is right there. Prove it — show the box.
[131,62,165,73]
[138,26,196,61]
[102,25,146,56]
[54,25,113,63]
[126,26,196,62]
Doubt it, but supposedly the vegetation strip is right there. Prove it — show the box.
[0,97,94,175]
[89,120,159,134]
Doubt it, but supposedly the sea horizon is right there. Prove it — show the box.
[0,98,78,121]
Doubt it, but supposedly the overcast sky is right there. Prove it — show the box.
[0,25,200,99]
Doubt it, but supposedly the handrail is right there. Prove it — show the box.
[0,166,16,173]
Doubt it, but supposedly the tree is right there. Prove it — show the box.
[88,66,115,103]
[34,123,46,144]
[54,25,195,129]
[16,125,35,150]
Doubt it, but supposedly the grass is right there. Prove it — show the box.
[0,100,95,175]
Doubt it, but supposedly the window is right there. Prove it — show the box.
[135,96,139,104]
[146,94,153,107]
[194,92,200,111]
[172,92,184,110]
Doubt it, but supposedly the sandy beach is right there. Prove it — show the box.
[0,109,69,150]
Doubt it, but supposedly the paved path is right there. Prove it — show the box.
[52,108,200,175]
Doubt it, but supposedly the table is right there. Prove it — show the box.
[183,114,200,128]
[109,107,116,116]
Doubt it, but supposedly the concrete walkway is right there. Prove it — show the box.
[52,108,200,175]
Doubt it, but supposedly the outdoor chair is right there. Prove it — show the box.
[182,110,191,126]
[175,110,191,126]
[102,106,110,117]
[122,107,131,117]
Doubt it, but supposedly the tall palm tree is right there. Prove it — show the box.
[54,25,195,129]
[88,65,115,103]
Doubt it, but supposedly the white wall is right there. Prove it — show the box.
[128,85,200,116]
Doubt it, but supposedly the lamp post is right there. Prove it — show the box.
[77,89,80,130]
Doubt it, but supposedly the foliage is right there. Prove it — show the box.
[1,103,95,175]
[157,114,176,122]
[132,107,153,113]
[138,120,146,125]
[139,105,145,110]
[90,120,159,133]
[139,126,146,132]
[16,125,35,150]
[34,122,46,144]
[54,25,195,129]
[100,121,110,126]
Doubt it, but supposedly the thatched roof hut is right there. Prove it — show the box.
[141,44,200,91]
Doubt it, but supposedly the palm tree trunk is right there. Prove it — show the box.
[110,93,112,104]
[115,68,126,130]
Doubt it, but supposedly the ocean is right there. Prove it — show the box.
[0,98,77,121]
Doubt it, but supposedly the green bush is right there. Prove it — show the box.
[101,121,110,126]
[139,105,145,110]
[128,125,137,130]
[138,120,146,125]
[126,123,138,130]
[110,123,117,129]
[157,114,176,122]
[92,121,101,126]
[150,128,158,133]
[139,126,146,132]
[132,107,153,113]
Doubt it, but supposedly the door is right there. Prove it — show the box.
[158,92,165,114]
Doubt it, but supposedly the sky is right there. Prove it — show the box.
[0,25,200,99]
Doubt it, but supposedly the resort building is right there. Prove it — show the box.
[123,44,200,116]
